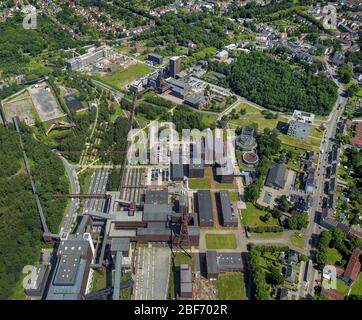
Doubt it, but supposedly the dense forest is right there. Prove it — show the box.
[0,125,69,299]
[135,10,239,49]
[0,14,77,76]
[209,51,338,115]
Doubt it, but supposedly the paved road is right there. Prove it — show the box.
[298,60,347,299]
[58,154,80,234]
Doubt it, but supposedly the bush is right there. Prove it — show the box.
[249,226,284,233]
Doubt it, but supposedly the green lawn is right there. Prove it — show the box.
[120,272,133,300]
[290,232,306,249]
[229,103,322,152]
[240,202,278,227]
[325,247,343,265]
[229,116,281,133]
[337,279,349,295]
[188,177,211,189]
[351,273,362,296]
[91,268,107,292]
[217,272,245,300]
[202,114,217,128]
[251,232,283,239]
[99,63,152,90]
[236,103,263,116]
[205,233,237,249]
[229,191,239,202]
[173,253,194,270]
[214,181,235,190]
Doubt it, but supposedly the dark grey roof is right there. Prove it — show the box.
[265,163,288,189]
[143,203,173,221]
[206,251,242,275]
[279,288,289,300]
[285,266,295,283]
[145,190,169,205]
[219,190,237,224]
[287,250,299,263]
[180,264,192,283]
[171,162,184,180]
[53,255,81,286]
[110,238,130,253]
[148,53,163,60]
[206,251,218,275]
[197,190,214,225]
[180,282,192,293]
[184,93,207,106]
[58,234,91,256]
[190,155,204,171]
[137,225,171,236]
[167,77,190,90]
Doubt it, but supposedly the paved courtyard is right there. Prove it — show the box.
[133,245,171,300]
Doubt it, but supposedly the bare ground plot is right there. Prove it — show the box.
[2,92,36,126]
[28,83,64,122]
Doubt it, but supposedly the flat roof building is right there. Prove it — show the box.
[218,190,238,227]
[46,233,95,300]
[291,110,315,124]
[184,94,208,109]
[145,190,169,205]
[265,163,288,189]
[24,264,50,298]
[205,251,243,279]
[287,120,312,140]
[66,46,113,70]
[197,190,214,227]
[179,264,193,298]
[148,53,163,64]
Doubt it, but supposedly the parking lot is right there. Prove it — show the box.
[146,167,170,186]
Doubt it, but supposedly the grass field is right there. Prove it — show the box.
[91,268,107,292]
[251,232,283,239]
[205,233,237,249]
[173,253,194,270]
[325,247,343,265]
[229,191,239,202]
[100,63,152,90]
[188,177,211,189]
[337,279,349,295]
[217,272,245,300]
[290,232,306,249]
[351,273,362,296]
[202,114,217,128]
[229,103,323,152]
[240,202,278,227]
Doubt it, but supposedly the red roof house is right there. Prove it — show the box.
[343,249,362,284]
